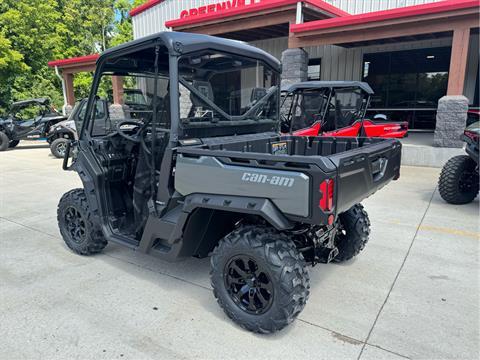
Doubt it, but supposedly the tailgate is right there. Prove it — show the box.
[328,138,401,214]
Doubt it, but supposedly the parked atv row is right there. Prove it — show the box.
[2,83,408,156]
[0,98,66,151]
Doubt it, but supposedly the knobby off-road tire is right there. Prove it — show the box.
[334,204,371,262]
[438,155,479,204]
[210,225,310,334]
[57,188,107,255]
[0,131,9,151]
[51,138,69,158]
[8,140,20,148]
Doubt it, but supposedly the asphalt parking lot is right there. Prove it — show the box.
[1,141,479,360]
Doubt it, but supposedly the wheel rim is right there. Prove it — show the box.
[64,206,86,244]
[458,169,476,193]
[56,142,66,156]
[224,255,274,315]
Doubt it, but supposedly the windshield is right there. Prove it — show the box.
[178,51,279,129]
[282,89,330,132]
[326,88,367,129]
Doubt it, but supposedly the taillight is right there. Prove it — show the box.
[319,179,334,212]
[464,129,479,143]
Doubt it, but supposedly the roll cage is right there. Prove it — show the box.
[281,81,373,133]
[80,32,281,145]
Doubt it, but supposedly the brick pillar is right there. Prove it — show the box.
[111,76,124,105]
[281,48,308,88]
[447,27,470,96]
[433,95,468,148]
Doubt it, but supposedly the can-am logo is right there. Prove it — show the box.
[241,172,294,187]
[180,0,260,19]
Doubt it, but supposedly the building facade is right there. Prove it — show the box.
[130,0,479,144]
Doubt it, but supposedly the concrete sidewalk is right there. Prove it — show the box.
[0,143,479,360]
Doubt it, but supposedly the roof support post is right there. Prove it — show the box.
[296,1,304,24]
[447,26,471,96]
[64,73,76,107]
[54,66,68,115]
[111,76,124,105]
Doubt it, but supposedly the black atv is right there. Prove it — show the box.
[438,121,479,204]
[57,32,402,333]
[47,99,87,158]
[0,98,66,151]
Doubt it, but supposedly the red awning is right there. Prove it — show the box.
[291,0,479,33]
[48,54,99,68]
[164,0,348,28]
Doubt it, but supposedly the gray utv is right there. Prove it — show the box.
[57,32,402,333]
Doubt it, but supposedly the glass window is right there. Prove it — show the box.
[363,47,451,130]
[285,89,329,131]
[473,66,479,107]
[308,58,321,81]
[88,73,170,137]
[178,51,279,128]
[326,88,366,130]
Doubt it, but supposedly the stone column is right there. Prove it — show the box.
[433,95,469,148]
[109,104,126,121]
[281,48,308,88]
[64,104,73,116]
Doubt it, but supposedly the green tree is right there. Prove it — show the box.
[0,33,28,108]
[0,0,147,111]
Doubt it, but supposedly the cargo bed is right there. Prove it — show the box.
[175,133,402,225]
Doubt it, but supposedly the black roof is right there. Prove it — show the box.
[12,98,50,107]
[98,31,281,72]
[282,81,374,94]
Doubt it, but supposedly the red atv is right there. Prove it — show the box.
[281,81,408,138]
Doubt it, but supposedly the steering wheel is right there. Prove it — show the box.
[115,120,143,142]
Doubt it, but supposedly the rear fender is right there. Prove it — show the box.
[183,193,293,230]
[138,195,293,261]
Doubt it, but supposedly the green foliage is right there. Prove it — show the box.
[0,0,147,112]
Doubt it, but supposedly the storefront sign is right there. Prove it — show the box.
[179,0,260,19]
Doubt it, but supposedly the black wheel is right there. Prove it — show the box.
[438,155,479,204]
[8,140,20,148]
[0,131,9,151]
[57,189,107,255]
[333,204,370,262]
[210,225,310,333]
[51,138,69,158]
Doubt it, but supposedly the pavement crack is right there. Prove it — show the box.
[298,319,410,358]
[357,186,437,360]
[0,216,59,239]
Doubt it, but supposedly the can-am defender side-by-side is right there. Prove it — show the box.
[281,81,408,138]
[0,98,67,151]
[57,32,402,333]
[438,121,479,204]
